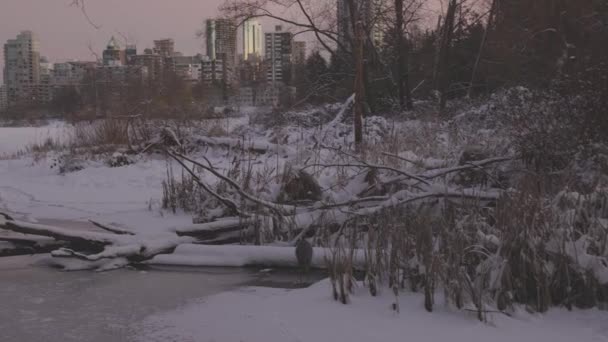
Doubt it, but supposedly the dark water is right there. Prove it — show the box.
[0,255,323,342]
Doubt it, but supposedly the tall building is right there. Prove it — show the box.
[206,19,237,65]
[51,61,96,87]
[125,44,137,64]
[96,64,148,86]
[0,85,7,111]
[265,26,293,84]
[291,41,307,65]
[102,36,125,66]
[153,39,175,57]
[242,19,263,61]
[173,54,203,82]
[206,18,237,99]
[34,56,52,103]
[131,49,165,82]
[3,31,41,106]
[201,56,224,85]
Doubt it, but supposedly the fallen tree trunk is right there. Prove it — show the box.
[0,215,194,271]
[88,220,135,235]
[193,136,294,156]
[0,217,119,249]
[148,244,368,270]
[0,240,66,257]
[174,217,250,237]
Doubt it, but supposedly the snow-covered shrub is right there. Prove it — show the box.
[106,152,134,168]
[277,168,322,204]
[149,85,607,315]
[49,152,85,174]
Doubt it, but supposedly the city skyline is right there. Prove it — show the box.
[0,0,223,82]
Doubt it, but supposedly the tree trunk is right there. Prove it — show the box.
[346,0,364,147]
[394,0,413,110]
[468,0,497,98]
[395,0,405,110]
[438,0,458,113]
[354,19,365,147]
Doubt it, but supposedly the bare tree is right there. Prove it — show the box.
[467,0,496,98]
[394,0,414,110]
[436,0,458,112]
[348,0,365,146]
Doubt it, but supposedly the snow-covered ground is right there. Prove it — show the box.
[0,155,188,229]
[2,120,608,342]
[137,279,608,342]
[0,121,69,156]
[0,122,193,233]
[0,153,194,237]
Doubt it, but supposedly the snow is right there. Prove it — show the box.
[136,278,608,342]
[149,244,367,269]
[0,154,191,234]
[0,112,607,342]
[0,122,68,157]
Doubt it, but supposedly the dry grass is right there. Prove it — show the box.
[68,119,130,148]
[161,163,199,214]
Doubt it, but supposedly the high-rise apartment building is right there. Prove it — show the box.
[125,44,137,64]
[3,31,41,105]
[173,55,204,82]
[153,39,175,58]
[51,61,96,87]
[131,49,165,83]
[265,26,293,84]
[201,56,224,85]
[242,19,263,61]
[206,19,237,65]
[291,41,307,65]
[0,85,7,111]
[206,18,237,95]
[102,36,125,66]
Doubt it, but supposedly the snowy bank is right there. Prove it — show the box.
[0,122,68,156]
[136,279,608,342]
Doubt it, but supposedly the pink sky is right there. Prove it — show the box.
[1,0,443,83]
[0,0,224,81]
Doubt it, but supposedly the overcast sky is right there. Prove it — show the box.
[0,0,226,81]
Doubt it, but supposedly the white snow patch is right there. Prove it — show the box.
[136,279,608,342]
[0,122,68,156]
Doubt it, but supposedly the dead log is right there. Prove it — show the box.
[0,216,193,270]
[0,232,66,256]
[148,244,369,270]
[88,219,135,235]
[0,213,15,221]
[0,241,66,257]
[193,136,294,156]
[173,217,258,239]
[51,236,192,263]
[0,218,118,251]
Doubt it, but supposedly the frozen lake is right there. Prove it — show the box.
[0,254,319,342]
[0,255,254,342]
